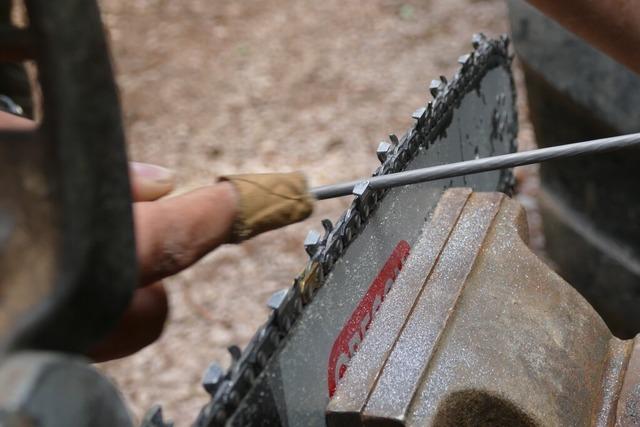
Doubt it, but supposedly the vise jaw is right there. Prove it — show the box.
[327,188,640,426]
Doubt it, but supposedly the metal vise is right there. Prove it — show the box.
[327,188,640,426]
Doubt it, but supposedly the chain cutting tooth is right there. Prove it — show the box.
[303,230,322,257]
[377,141,392,162]
[353,181,374,219]
[388,133,399,145]
[412,107,426,120]
[202,363,225,396]
[429,79,443,97]
[352,181,370,197]
[457,53,471,66]
[472,33,486,49]
[267,288,289,310]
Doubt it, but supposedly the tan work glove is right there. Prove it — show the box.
[219,172,315,242]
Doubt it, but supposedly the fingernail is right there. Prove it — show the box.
[130,162,174,183]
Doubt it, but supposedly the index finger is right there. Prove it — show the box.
[134,182,238,285]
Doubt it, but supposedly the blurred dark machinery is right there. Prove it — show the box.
[0,0,138,425]
[508,0,640,338]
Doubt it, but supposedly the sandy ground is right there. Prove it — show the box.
[97,0,538,424]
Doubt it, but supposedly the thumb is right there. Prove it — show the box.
[129,162,175,202]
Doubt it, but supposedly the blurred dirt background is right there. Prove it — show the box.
[97,0,538,424]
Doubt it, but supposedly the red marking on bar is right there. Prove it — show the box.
[327,240,411,397]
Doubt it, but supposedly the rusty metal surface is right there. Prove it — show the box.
[616,339,640,425]
[327,190,640,426]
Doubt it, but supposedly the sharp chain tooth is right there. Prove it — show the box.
[472,33,485,49]
[304,230,322,257]
[202,363,225,395]
[412,107,427,120]
[430,76,448,97]
[458,53,471,65]
[352,180,370,197]
[377,141,392,162]
[429,79,442,97]
[266,288,289,310]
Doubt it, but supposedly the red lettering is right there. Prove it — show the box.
[327,241,410,396]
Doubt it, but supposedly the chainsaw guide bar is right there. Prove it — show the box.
[190,34,518,427]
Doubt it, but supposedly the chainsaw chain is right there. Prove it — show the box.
[190,33,516,427]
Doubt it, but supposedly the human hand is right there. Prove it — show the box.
[89,163,238,361]
[0,110,312,361]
